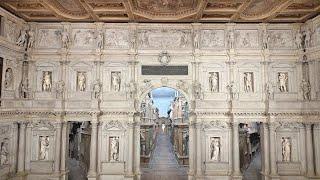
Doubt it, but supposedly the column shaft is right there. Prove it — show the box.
[54,123,62,173]
[233,123,241,175]
[17,123,26,172]
[306,124,315,176]
[88,122,98,175]
[261,123,270,175]
[314,124,320,176]
[134,124,141,175]
[196,124,202,176]
[269,124,277,175]
[60,122,68,172]
[188,122,195,175]
[127,125,133,174]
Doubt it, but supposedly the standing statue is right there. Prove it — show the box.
[244,72,253,92]
[27,30,35,49]
[301,79,311,100]
[227,81,238,100]
[4,68,13,89]
[56,80,65,98]
[304,29,311,48]
[193,30,200,49]
[265,81,274,100]
[19,78,30,98]
[39,136,49,160]
[42,71,52,92]
[93,80,101,99]
[262,29,270,49]
[227,30,235,49]
[110,137,119,162]
[77,72,86,91]
[282,137,291,162]
[295,31,303,49]
[0,139,9,166]
[111,72,121,92]
[278,72,288,92]
[96,30,104,50]
[210,138,220,161]
[61,29,70,49]
[16,29,28,47]
[209,72,219,92]
[193,81,202,99]
[126,81,136,99]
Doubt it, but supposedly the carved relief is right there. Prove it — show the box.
[72,29,95,48]
[42,71,52,92]
[200,30,224,48]
[294,30,303,49]
[105,29,129,48]
[61,29,70,49]
[210,137,220,161]
[158,51,171,66]
[93,80,102,99]
[109,136,119,162]
[111,72,121,92]
[209,72,219,92]
[244,72,254,93]
[39,136,49,160]
[0,138,9,166]
[236,30,259,48]
[278,72,288,92]
[56,80,65,98]
[5,20,20,43]
[301,79,311,100]
[77,72,86,91]
[37,29,61,48]
[4,68,13,89]
[105,120,124,130]
[281,137,291,162]
[16,29,28,47]
[27,29,35,49]
[138,29,191,49]
[176,80,188,93]
[268,30,293,48]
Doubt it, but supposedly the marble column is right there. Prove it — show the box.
[228,123,233,175]
[314,124,320,176]
[300,125,307,175]
[54,122,62,173]
[196,123,202,176]
[17,123,26,173]
[88,121,98,178]
[188,113,196,178]
[261,123,270,177]
[269,123,277,176]
[60,122,68,173]
[233,122,241,176]
[134,122,141,178]
[306,124,315,176]
[127,122,134,175]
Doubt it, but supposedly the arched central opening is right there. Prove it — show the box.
[140,87,189,180]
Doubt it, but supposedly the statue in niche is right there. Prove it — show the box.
[244,72,254,93]
[0,139,9,166]
[93,80,101,99]
[95,30,104,50]
[77,72,86,91]
[56,80,65,98]
[61,29,70,49]
[282,137,291,162]
[295,31,303,49]
[227,30,235,49]
[209,72,219,92]
[27,30,35,49]
[210,137,220,161]
[16,29,28,47]
[39,136,49,160]
[42,71,52,92]
[110,137,119,162]
[278,72,288,92]
[182,132,189,156]
[301,79,311,100]
[111,72,121,92]
[262,29,270,49]
[4,68,13,89]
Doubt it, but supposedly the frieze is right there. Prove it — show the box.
[105,29,129,49]
[31,120,55,130]
[268,30,293,48]
[202,120,230,130]
[271,121,304,130]
[104,120,124,131]
[235,30,259,48]
[200,29,225,48]
[37,29,62,48]
[72,29,95,48]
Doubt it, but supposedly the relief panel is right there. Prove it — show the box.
[4,20,21,44]
[235,30,259,48]
[200,29,225,48]
[37,29,62,48]
[268,30,293,49]
[72,29,95,48]
[105,29,129,49]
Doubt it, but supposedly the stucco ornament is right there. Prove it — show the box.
[262,29,270,49]
[192,81,202,99]
[95,30,104,50]
[295,30,303,49]
[77,72,86,91]
[176,80,188,93]
[278,72,288,92]
[16,29,28,47]
[93,80,102,99]
[244,72,253,93]
[27,29,35,49]
[227,30,235,49]
[126,81,137,99]
[56,80,65,98]
[61,29,70,49]
[111,72,121,92]
[158,51,171,66]
[282,137,291,162]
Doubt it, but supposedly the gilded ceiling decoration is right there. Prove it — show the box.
[0,0,319,22]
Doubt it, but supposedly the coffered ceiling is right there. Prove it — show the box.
[0,0,319,23]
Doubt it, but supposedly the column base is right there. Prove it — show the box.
[269,174,280,180]
[232,175,243,180]
[87,173,97,180]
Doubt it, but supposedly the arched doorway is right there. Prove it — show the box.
[139,87,189,180]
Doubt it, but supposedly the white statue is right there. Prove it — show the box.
[42,71,52,92]
[193,81,202,99]
[16,29,28,47]
[61,29,70,49]
[244,72,253,92]
[110,137,119,162]
[193,30,200,49]
[227,30,235,49]
[301,79,311,100]
[209,72,219,92]
[0,139,9,166]
[27,30,35,49]
[126,81,136,99]
[39,136,49,160]
[262,29,270,49]
[93,80,101,99]
[4,68,13,89]
[56,80,65,98]
[265,81,274,100]
[96,31,104,50]
[227,81,238,100]
[304,29,311,48]
[278,72,288,92]
[210,138,220,161]
[295,31,303,49]
[111,72,121,92]
[77,72,86,91]
[282,137,291,162]
[19,78,30,98]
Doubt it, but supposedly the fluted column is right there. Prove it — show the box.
[127,121,134,175]
[314,124,320,176]
[261,123,270,177]
[188,113,196,178]
[228,123,233,175]
[269,123,277,175]
[301,125,307,174]
[233,122,241,176]
[306,124,315,177]
[88,120,98,177]
[17,123,26,173]
[134,122,141,177]
[54,122,62,173]
[196,123,202,176]
[60,122,68,172]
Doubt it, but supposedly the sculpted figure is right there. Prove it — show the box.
[244,72,253,92]
[227,81,238,100]
[61,29,70,49]
[20,78,30,98]
[301,79,311,100]
[262,29,270,49]
[0,139,9,166]
[4,68,13,89]
[210,138,220,161]
[96,31,104,50]
[16,29,28,47]
[193,31,200,49]
[282,137,291,162]
[111,72,121,92]
[56,80,65,98]
[193,81,202,99]
[39,136,49,160]
[27,30,35,49]
[278,72,288,92]
[42,71,52,92]
[265,81,274,100]
[110,137,119,162]
[93,80,101,99]
[304,29,311,48]
[227,30,235,49]
[126,81,136,99]
[77,72,86,91]
[209,72,219,92]
[295,31,303,49]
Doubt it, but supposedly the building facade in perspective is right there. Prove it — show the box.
[0,0,320,180]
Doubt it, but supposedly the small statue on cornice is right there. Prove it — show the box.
[227,30,235,49]
[193,30,200,49]
[262,29,270,50]
[295,30,303,49]
[95,30,104,50]
[93,80,102,99]
[27,29,35,50]
[16,29,28,47]
[61,29,70,49]
[192,81,202,99]
[301,79,311,101]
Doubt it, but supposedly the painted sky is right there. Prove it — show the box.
[151,87,176,117]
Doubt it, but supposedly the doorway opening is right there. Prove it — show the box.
[68,121,91,180]
[140,87,189,180]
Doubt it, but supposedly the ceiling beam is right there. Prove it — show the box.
[264,0,294,22]
[230,0,252,21]
[77,0,99,21]
[38,0,68,21]
[123,0,134,21]
[195,0,209,20]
